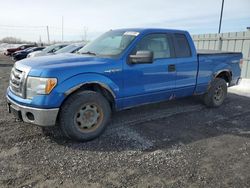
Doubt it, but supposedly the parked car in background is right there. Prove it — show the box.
[4,44,37,56]
[11,47,34,60]
[12,47,45,61]
[6,28,242,141]
[55,43,85,54]
[27,44,68,58]
[27,50,43,58]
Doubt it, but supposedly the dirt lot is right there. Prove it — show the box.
[0,54,250,188]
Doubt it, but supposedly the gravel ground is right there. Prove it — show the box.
[0,54,250,188]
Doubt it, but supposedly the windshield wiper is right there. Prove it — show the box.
[81,51,97,56]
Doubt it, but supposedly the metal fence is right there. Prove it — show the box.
[192,30,250,78]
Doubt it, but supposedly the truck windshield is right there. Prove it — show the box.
[78,30,139,58]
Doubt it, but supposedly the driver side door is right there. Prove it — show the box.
[122,33,176,108]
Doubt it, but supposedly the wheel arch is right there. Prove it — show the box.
[214,69,232,83]
[54,73,120,111]
[63,81,116,111]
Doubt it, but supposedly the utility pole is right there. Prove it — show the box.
[62,16,64,42]
[218,0,224,33]
[46,26,50,44]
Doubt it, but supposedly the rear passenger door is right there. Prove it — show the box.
[173,33,198,98]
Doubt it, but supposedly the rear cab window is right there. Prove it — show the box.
[173,33,192,58]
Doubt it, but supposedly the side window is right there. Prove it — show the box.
[134,34,173,59]
[174,34,191,58]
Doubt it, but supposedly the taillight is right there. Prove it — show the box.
[239,59,243,69]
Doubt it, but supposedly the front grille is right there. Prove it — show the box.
[9,67,25,97]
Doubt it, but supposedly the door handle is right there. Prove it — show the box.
[168,64,176,72]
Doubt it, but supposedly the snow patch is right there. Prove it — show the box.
[229,79,250,97]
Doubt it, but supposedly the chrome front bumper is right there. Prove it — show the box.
[6,95,59,126]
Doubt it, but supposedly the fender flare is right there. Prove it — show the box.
[64,81,116,99]
[56,73,119,100]
[213,69,232,82]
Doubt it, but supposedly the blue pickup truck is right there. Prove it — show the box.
[6,28,242,141]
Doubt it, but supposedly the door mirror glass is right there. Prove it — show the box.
[129,50,153,64]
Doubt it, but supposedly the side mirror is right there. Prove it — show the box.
[129,51,153,64]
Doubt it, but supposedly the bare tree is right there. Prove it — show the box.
[0,37,22,44]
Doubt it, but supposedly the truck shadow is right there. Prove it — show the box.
[44,93,250,152]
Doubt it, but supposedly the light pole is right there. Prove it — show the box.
[218,0,225,33]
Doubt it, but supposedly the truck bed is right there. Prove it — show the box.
[195,49,242,94]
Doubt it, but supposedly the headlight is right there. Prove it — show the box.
[26,76,57,99]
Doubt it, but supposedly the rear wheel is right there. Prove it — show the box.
[59,90,111,141]
[203,78,227,107]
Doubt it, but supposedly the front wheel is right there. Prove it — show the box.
[203,78,227,108]
[59,90,111,141]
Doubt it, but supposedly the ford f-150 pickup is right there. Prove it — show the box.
[6,28,242,141]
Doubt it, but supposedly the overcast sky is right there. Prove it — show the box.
[0,0,249,42]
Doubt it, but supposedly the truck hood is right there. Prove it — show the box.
[15,53,115,78]
[18,53,111,68]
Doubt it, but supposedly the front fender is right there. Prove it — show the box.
[56,73,120,99]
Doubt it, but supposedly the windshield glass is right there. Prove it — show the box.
[42,44,67,53]
[42,45,57,53]
[55,44,78,54]
[78,30,139,57]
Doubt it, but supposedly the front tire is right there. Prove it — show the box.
[203,78,227,107]
[59,90,111,141]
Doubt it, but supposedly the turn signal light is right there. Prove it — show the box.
[45,78,57,94]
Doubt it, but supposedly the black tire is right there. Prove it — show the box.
[203,78,227,108]
[59,90,111,141]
